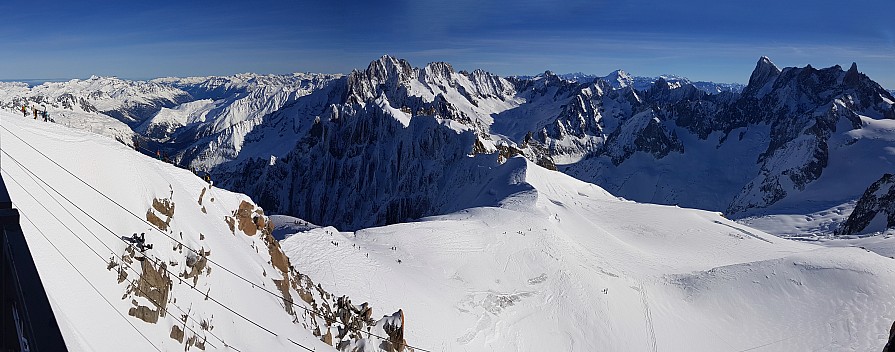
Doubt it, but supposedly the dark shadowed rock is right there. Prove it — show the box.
[884,320,895,352]
[836,174,895,236]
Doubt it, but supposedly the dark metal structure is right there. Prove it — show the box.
[1,176,68,351]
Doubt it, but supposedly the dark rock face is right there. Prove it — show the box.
[884,320,895,352]
[836,174,895,236]
[215,56,519,230]
[603,110,683,165]
[702,60,891,214]
[742,56,781,98]
[212,56,894,229]
[225,105,485,230]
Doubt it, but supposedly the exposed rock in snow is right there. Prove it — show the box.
[836,174,895,236]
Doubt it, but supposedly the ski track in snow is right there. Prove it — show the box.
[275,151,895,352]
[637,282,658,352]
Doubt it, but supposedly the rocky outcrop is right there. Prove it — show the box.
[884,320,895,352]
[220,200,406,350]
[836,174,895,236]
[127,259,171,324]
[146,197,175,231]
[380,310,406,352]
[604,110,684,165]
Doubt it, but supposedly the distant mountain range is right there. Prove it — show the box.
[517,70,746,94]
[2,56,893,235]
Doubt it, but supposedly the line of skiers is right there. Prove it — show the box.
[21,105,49,121]
[154,150,213,186]
[132,141,212,186]
[19,102,214,192]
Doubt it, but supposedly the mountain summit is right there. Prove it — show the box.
[743,56,781,97]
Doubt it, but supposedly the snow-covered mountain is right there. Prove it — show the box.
[535,70,746,94]
[0,76,192,144]
[145,73,343,145]
[0,113,410,351]
[4,109,895,351]
[559,57,895,219]
[2,55,893,235]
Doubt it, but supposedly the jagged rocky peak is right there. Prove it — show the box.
[462,68,515,99]
[603,69,634,88]
[644,76,703,103]
[836,174,895,236]
[754,55,780,76]
[466,68,501,86]
[468,68,493,79]
[532,70,567,89]
[346,55,416,102]
[843,61,862,86]
[423,61,456,80]
[365,54,415,86]
[541,70,563,81]
[742,56,781,96]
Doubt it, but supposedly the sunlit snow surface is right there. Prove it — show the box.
[0,112,336,351]
[2,109,895,351]
[281,154,895,351]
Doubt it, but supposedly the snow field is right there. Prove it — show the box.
[281,157,895,351]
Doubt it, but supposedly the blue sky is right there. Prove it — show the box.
[1,0,893,87]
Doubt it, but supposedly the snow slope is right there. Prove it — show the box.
[0,111,408,351]
[281,156,895,352]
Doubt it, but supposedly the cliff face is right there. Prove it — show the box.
[213,56,528,230]
[836,174,895,236]
[884,321,895,352]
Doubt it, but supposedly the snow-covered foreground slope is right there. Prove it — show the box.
[282,157,895,351]
[0,111,408,351]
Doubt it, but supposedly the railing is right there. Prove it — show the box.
[1,176,68,352]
